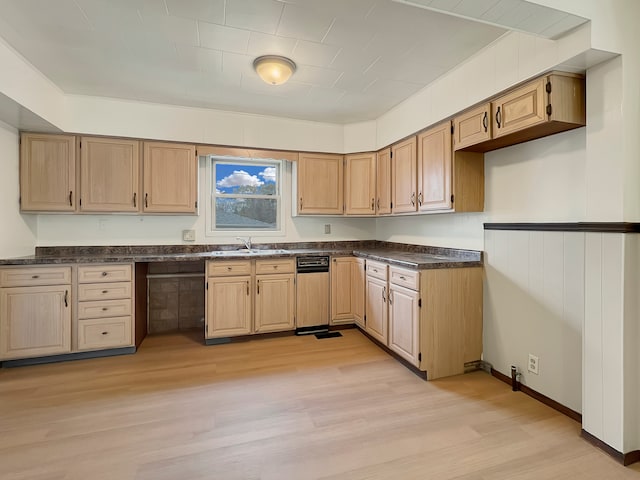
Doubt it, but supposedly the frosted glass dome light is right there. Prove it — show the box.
[253,55,297,85]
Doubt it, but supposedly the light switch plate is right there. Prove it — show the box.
[182,229,196,242]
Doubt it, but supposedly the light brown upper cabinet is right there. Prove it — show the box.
[376,148,392,215]
[79,137,140,213]
[20,133,76,212]
[493,77,546,138]
[391,137,417,214]
[345,152,376,216]
[417,121,452,211]
[143,142,197,214]
[453,72,585,153]
[297,153,344,215]
[453,103,491,151]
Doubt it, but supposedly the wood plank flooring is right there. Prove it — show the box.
[0,329,638,479]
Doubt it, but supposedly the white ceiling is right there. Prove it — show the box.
[0,0,587,124]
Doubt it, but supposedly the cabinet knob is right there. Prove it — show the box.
[102,307,108,311]
[101,331,108,335]
[273,265,278,269]
[400,276,406,280]
[102,290,109,294]
[32,275,39,279]
[227,267,232,271]
[102,272,108,277]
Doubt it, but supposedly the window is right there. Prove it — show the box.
[208,158,282,233]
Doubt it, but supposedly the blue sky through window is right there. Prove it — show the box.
[215,163,277,195]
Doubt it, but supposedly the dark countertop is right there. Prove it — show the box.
[0,241,482,270]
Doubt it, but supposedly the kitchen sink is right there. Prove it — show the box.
[207,249,289,256]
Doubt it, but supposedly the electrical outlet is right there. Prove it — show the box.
[528,354,539,375]
[182,229,196,242]
[324,224,331,234]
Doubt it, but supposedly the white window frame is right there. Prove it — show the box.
[205,156,285,237]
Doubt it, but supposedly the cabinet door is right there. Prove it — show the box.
[296,272,329,328]
[20,133,76,212]
[365,276,387,344]
[143,142,197,213]
[388,284,420,366]
[492,78,546,138]
[352,258,366,329]
[331,257,354,325]
[417,122,452,211]
[453,103,491,151]
[345,153,376,215]
[255,274,295,333]
[206,276,252,338]
[376,148,391,215]
[298,153,343,214]
[80,137,140,212]
[0,285,71,360]
[391,137,417,213]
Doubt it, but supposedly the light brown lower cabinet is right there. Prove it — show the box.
[388,275,420,367]
[255,273,295,333]
[207,275,252,338]
[206,259,295,339]
[360,260,483,380]
[76,263,134,352]
[352,258,365,329]
[0,266,72,360]
[365,260,389,344]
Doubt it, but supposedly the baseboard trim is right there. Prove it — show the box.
[205,329,296,345]
[0,346,136,368]
[581,429,640,466]
[490,368,582,423]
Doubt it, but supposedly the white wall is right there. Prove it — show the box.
[64,96,346,154]
[484,229,584,413]
[0,121,37,257]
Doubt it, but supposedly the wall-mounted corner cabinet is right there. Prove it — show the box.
[391,136,417,214]
[454,72,585,153]
[20,133,77,212]
[143,142,197,214]
[376,148,392,215]
[297,152,344,215]
[79,136,140,213]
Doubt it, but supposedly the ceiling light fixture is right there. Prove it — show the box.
[253,55,297,86]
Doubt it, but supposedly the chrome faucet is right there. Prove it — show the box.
[236,236,252,250]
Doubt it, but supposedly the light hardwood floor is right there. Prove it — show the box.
[0,329,638,480]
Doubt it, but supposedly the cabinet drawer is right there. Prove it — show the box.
[389,266,419,290]
[77,317,132,351]
[78,298,132,319]
[255,258,295,275]
[0,266,71,287]
[78,282,132,301]
[78,264,132,284]
[366,260,388,280]
[208,261,252,277]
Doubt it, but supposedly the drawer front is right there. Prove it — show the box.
[78,282,132,301]
[366,260,388,280]
[0,267,71,287]
[208,261,252,277]
[255,258,295,275]
[78,264,132,284]
[389,266,419,290]
[78,298,132,319]
[77,317,132,351]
